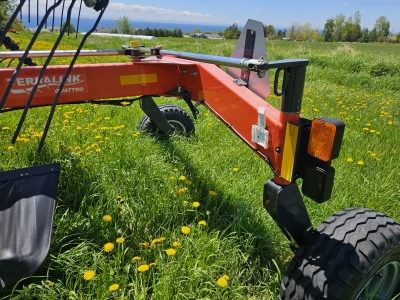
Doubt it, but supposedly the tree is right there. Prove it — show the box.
[369,28,378,42]
[115,15,133,34]
[397,33,400,43]
[173,28,182,37]
[61,22,76,33]
[288,22,300,40]
[0,0,24,30]
[263,24,275,38]
[323,18,334,42]
[360,27,369,43]
[374,16,390,37]
[224,23,241,39]
[333,13,345,42]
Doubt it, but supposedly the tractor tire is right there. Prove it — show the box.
[279,208,400,300]
[138,104,195,137]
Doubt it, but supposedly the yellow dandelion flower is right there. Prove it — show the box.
[209,191,217,196]
[370,153,377,157]
[116,195,123,201]
[346,158,353,162]
[370,130,376,133]
[192,202,200,208]
[198,220,207,226]
[76,126,82,130]
[217,277,228,288]
[181,226,190,235]
[149,262,156,267]
[166,248,176,256]
[102,215,112,222]
[363,127,369,131]
[2,126,10,130]
[357,161,364,165]
[388,121,393,125]
[158,236,166,241]
[185,180,192,185]
[173,168,178,172]
[173,241,181,248]
[170,176,175,180]
[105,117,111,120]
[366,123,371,127]
[139,242,149,247]
[96,148,101,152]
[116,133,122,136]
[83,270,95,281]
[179,175,186,181]
[132,256,141,262]
[95,135,102,139]
[109,284,119,291]
[7,146,14,150]
[116,237,125,243]
[232,167,239,172]
[151,238,162,245]
[104,242,114,252]
[105,137,110,140]
[137,264,150,272]
[222,274,229,280]
[183,200,189,205]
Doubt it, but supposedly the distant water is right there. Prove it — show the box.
[21,15,231,33]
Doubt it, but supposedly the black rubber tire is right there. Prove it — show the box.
[138,104,195,137]
[280,208,400,300]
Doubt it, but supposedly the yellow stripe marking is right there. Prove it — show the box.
[281,123,299,182]
[120,73,157,85]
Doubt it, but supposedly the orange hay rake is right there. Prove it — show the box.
[1,1,400,299]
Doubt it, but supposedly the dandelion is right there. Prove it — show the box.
[109,284,119,291]
[95,135,102,139]
[209,191,217,196]
[96,148,101,152]
[183,200,189,205]
[217,277,228,288]
[7,146,14,150]
[116,133,122,136]
[192,202,200,208]
[179,175,186,181]
[139,242,149,247]
[102,215,112,222]
[346,158,353,162]
[388,121,393,125]
[158,236,166,241]
[105,117,111,120]
[132,256,141,262]
[233,167,239,172]
[104,242,114,252]
[222,275,229,280]
[181,226,190,235]
[137,264,150,272]
[149,262,156,267]
[173,241,181,248]
[185,180,192,185]
[198,220,207,226]
[83,270,95,281]
[166,248,177,256]
[116,237,125,243]
[170,176,175,180]
[357,161,364,165]
[363,127,369,131]
[76,126,82,130]
[2,126,10,130]
[116,195,123,201]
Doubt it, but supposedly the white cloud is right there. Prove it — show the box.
[107,3,212,18]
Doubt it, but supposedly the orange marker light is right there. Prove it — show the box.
[307,117,345,162]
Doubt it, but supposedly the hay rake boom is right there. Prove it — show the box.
[1,1,400,299]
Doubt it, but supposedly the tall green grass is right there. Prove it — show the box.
[0,32,399,299]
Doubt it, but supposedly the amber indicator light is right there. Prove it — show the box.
[307,119,337,162]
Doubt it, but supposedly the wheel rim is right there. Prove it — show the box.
[356,261,400,300]
[154,120,188,136]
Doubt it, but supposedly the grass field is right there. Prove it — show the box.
[0,31,399,299]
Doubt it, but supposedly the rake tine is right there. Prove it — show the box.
[76,0,83,38]
[38,0,110,152]
[37,0,39,25]
[60,0,65,32]
[0,0,63,111]
[45,0,48,29]
[51,0,56,31]
[28,0,30,23]
[11,0,77,143]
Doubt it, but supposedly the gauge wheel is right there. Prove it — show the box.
[280,207,400,300]
[138,104,195,137]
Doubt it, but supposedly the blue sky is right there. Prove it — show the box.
[35,1,400,32]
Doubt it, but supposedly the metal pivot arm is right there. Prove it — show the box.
[139,96,175,134]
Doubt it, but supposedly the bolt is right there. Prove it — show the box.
[275,147,281,153]
[190,72,198,76]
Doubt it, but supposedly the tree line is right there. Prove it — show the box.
[115,15,182,37]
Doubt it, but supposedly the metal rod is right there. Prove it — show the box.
[140,47,267,70]
[0,49,124,58]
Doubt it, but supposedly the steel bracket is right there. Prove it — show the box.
[251,107,269,149]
